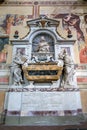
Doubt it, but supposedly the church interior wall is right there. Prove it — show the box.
[0,0,87,125]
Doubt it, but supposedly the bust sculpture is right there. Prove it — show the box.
[38,36,50,53]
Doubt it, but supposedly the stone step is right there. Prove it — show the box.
[5,114,85,126]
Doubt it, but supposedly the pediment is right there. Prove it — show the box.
[27,15,59,28]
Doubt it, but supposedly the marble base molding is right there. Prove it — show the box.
[7,109,82,116]
[7,87,79,92]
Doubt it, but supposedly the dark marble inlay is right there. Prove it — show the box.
[7,109,82,116]
[7,88,79,92]
[28,70,58,75]
[26,109,82,116]
[7,111,20,116]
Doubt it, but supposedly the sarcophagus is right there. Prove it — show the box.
[22,63,63,82]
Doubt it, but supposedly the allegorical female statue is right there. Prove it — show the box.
[58,49,75,88]
[10,49,27,85]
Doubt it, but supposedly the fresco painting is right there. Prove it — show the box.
[41,12,86,64]
[84,14,87,33]
[79,45,87,63]
[0,12,87,64]
[53,13,85,42]
[0,13,85,41]
[0,37,9,63]
[78,15,87,64]
[55,13,87,64]
[0,14,33,35]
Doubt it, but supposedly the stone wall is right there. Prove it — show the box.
[0,0,87,116]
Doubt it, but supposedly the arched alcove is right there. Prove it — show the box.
[32,32,54,53]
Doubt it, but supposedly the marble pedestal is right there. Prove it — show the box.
[21,91,82,116]
[4,83,84,125]
[6,84,82,117]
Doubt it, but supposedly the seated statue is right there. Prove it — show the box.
[38,36,50,52]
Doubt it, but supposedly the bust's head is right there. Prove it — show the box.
[40,36,45,42]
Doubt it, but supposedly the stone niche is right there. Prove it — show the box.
[5,16,84,125]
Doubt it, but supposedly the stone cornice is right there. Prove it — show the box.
[0,1,87,6]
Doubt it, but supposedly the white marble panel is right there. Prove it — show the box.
[33,83,51,88]
[54,44,59,60]
[26,45,32,59]
[21,92,63,111]
[7,92,22,111]
[76,70,87,77]
[0,70,10,76]
[62,92,82,110]
[21,91,82,115]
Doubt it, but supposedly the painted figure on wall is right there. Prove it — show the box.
[0,37,9,63]
[6,15,15,34]
[84,15,87,33]
[80,45,87,63]
[1,15,15,35]
[54,13,84,41]
[0,14,33,35]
